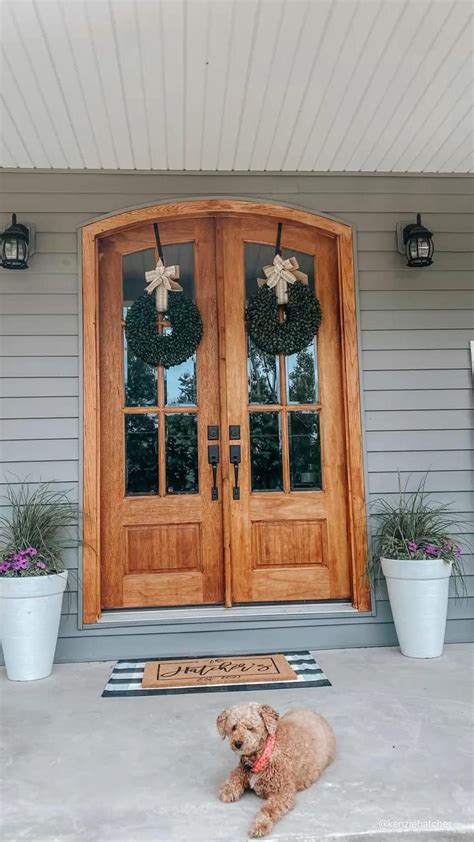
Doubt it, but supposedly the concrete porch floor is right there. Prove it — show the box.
[1,645,473,842]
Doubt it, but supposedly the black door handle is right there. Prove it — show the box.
[230,445,241,500]
[208,444,219,501]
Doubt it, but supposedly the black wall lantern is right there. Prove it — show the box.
[0,213,35,270]
[397,213,434,268]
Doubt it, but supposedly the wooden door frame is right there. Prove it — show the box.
[81,199,369,624]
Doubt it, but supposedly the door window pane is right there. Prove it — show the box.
[286,342,318,404]
[165,413,198,494]
[125,414,158,496]
[288,412,322,491]
[248,337,279,404]
[164,352,197,406]
[249,412,283,492]
[124,342,157,407]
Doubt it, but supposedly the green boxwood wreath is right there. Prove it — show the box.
[246,282,322,356]
[125,292,203,368]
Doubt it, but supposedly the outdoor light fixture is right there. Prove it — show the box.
[0,213,35,270]
[397,213,434,268]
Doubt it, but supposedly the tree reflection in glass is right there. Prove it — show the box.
[165,355,197,406]
[288,412,321,491]
[248,338,279,404]
[125,414,158,495]
[166,414,198,494]
[286,343,317,404]
[249,412,283,491]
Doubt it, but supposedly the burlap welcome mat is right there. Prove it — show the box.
[102,651,331,697]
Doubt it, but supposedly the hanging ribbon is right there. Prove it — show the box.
[257,223,308,305]
[144,223,182,313]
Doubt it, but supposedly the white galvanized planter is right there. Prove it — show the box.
[381,558,452,659]
[0,571,68,681]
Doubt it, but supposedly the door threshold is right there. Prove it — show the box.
[97,601,360,627]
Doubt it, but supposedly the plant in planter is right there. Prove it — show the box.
[368,476,466,659]
[0,481,80,681]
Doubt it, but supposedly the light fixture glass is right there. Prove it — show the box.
[402,213,434,268]
[1,213,30,270]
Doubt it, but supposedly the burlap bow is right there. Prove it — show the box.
[258,254,308,305]
[145,259,182,313]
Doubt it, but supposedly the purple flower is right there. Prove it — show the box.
[12,560,22,571]
[407,542,418,553]
[442,543,452,552]
[25,547,38,557]
[454,546,462,558]
[0,561,11,573]
[19,558,30,569]
[424,544,439,557]
[36,560,47,570]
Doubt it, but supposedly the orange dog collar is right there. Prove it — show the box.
[251,734,276,774]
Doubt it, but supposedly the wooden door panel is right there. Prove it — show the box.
[221,216,351,604]
[99,218,223,608]
[251,519,329,568]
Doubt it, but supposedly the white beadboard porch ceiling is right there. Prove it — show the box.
[0,0,473,173]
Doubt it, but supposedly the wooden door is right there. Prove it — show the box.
[99,218,223,608]
[221,217,351,603]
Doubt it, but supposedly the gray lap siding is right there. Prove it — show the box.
[0,171,473,660]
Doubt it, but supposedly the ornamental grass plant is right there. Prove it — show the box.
[368,474,467,594]
[0,481,81,577]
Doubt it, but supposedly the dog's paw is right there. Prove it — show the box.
[218,782,241,803]
[248,815,273,838]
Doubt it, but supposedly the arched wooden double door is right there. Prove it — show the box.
[83,202,368,619]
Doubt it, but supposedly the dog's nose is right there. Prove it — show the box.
[234,740,242,750]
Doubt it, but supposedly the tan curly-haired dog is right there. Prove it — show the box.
[217,702,335,838]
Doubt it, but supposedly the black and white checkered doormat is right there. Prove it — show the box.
[102,652,331,697]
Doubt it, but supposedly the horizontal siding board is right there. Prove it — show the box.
[0,253,77,274]
[367,450,473,472]
[362,350,469,370]
[362,370,472,390]
[362,330,473,351]
[0,336,78,357]
[0,397,79,419]
[0,377,79,398]
[360,291,474,311]
[366,430,474,452]
[0,419,78,440]
[0,295,78,314]
[0,275,78,294]
[3,172,473,195]
[0,315,78,335]
[368,470,474,494]
[0,460,78,483]
[357,232,474,252]
[4,192,474,214]
[0,439,78,461]
[361,312,474,330]
[365,409,473,431]
[364,390,473,411]
[368,491,474,512]
[0,357,79,377]
[359,271,474,291]
[358,252,473,272]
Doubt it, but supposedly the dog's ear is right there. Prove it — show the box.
[216,709,229,739]
[259,704,279,735]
